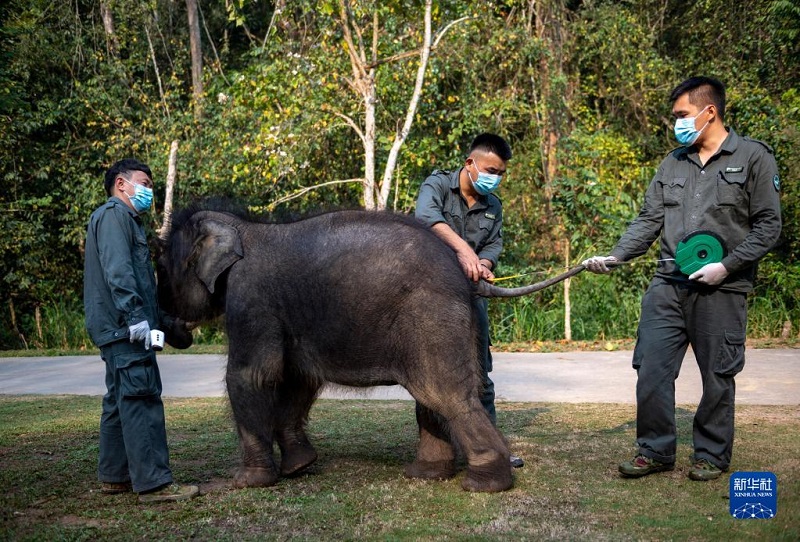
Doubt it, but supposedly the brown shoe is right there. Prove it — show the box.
[138,483,199,503]
[688,458,724,481]
[101,481,132,494]
[619,455,674,478]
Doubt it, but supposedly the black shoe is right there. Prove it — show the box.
[510,455,524,468]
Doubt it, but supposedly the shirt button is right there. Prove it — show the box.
[701,170,705,174]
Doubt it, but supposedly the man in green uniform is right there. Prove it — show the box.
[583,77,782,480]
[415,133,524,468]
[84,158,199,502]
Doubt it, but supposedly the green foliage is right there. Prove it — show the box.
[490,276,645,342]
[552,127,644,256]
[575,1,677,146]
[2,0,799,349]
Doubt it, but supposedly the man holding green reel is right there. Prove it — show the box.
[583,77,782,481]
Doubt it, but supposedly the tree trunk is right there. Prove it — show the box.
[363,80,377,209]
[534,0,565,208]
[378,0,433,210]
[186,0,203,119]
[338,0,461,210]
[530,3,572,223]
[159,140,180,240]
[99,2,119,56]
[145,25,169,117]
[564,239,572,341]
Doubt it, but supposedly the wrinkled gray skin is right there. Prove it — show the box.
[158,204,529,492]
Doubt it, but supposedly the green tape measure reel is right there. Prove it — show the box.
[675,230,727,276]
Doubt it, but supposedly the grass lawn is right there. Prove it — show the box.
[1,396,797,541]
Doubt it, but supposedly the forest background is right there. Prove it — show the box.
[1,0,799,351]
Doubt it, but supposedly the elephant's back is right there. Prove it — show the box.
[249,210,463,286]
[236,209,471,318]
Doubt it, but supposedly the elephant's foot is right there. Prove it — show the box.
[233,466,279,488]
[280,445,318,476]
[404,459,457,480]
[461,457,513,493]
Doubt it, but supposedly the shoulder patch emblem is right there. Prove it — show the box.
[773,174,780,192]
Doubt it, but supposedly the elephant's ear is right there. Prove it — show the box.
[193,219,244,293]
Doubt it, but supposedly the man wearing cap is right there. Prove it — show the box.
[583,77,782,481]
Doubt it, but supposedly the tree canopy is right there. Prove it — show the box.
[2,0,798,348]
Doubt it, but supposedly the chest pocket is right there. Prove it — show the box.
[478,216,496,233]
[132,229,156,292]
[442,209,464,238]
[661,177,686,206]
[133,230,151,268]
[474,217,497,248]
[717,170,747,206]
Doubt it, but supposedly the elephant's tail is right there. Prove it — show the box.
[474,265,587,298]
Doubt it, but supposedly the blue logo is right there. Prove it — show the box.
[730,471,777,519]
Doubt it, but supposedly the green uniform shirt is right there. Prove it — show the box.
[610,129,782,292]
[84,197,159,347]
[415,169,503,268]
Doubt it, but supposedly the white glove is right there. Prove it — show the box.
[582,256,618,274]
[128,320,152,350]
[689,262,729,286]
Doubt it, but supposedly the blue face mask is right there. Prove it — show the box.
[674,105,710,146]
[467,161,503,195]
[123,179,154,213]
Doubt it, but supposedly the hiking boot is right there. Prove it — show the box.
[138,483,199,504]
[619,455,674,478]
[688,458,724,481]
[510,455,525,468]
[100,481,132,495]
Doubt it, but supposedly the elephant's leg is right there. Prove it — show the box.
[233,423,279,488]
[225,360,281,488]
[446,397,512,493]
[275,375,319,476]
[404,361,511,492]
[276,425,317,476]
[404,402,456,480]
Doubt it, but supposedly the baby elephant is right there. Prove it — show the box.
[158,202,516,492]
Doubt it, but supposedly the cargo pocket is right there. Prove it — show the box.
[632,331,643,370]
[714,330,746,376]
[115,352,160,397]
